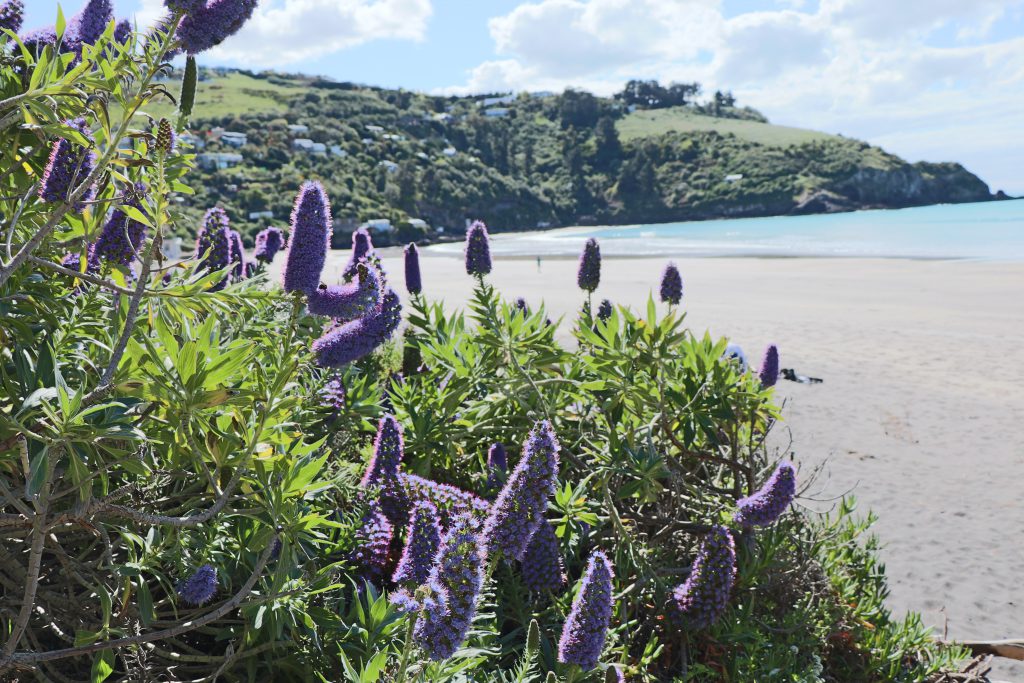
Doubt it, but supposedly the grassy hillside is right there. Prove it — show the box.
[161,69,993,247]
[618,106,837,147]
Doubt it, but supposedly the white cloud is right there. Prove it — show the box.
[135,0,433,66]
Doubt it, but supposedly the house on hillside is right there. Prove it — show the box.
[197,153,243,170]
[484,108,510,118]
[330,145,348,158]
[407,218,429,230]
[366,125,384,134]
[293,139,326,155]
[287,124,309,135]
[379,160,399,174]
[442,147,457,157]
[360,218,393,233]
[724,174,744,183]
[220,131,248,148]
[480,94,515,107]
[249,210,274,220]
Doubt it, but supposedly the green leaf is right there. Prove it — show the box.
[91,649,114,683]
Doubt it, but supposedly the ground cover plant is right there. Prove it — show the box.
[0,3,973,681]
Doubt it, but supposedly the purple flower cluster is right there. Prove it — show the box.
[194,207,232,290]
[253,226,283,263]
[659,263,683,305]
[464,220,492,277]
[39,118,96,209]
[514,297,529,315]
[734,461,796,528]
[164,0,207,12]
[0,0,23,33]
[359,414,410,525]
[307,265,382,322]
[226,229,245,279]
[392,500,442,586]
[399,473,490,526]
[282,181,331,295]
[759,344,779,388]
[20,25,59,55]
[557,550,614,671]
[319,374,345,414]
[343,228,374,281]
[577,238,601,293]
[351,501,394,581]
[413,514,486,660]
[521,518,566,595]
[313,288,401,368]
[485,442,507,492]
[68,0,112,47]
[391,578,448,622]
[483,420,560,561]
[90,183,148,267]
[113,18,131,44]
[404,242,422,295]
[177,564,217,605]
[596,298,613,322]
[672,525,736,629]
[176,0,258,55]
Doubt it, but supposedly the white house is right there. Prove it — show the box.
[293,139,326,155]
[197,153,243,170]
[379,160,399,174]
[360,218,394,233]
[407,218,429,230]
[220,131,247,147]
[416,152,429,160]
[480,94,515,107]
[724,174,744,183]
[442,146,457,157]
[330,145,348,158]
[366,125,384,134]
[249,210,274,220]
[287,124,309,135]
[484,108,510,118]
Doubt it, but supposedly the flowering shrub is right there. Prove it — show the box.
[0,6,969,683]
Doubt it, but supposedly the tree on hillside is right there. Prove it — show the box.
[594,116,622,169]
[559,89,601,129]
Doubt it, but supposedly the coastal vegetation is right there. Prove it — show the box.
[0,2,994,682]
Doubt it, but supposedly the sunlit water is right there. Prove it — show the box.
[425,200,1024,260]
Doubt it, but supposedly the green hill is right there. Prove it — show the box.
[162,69,995,247]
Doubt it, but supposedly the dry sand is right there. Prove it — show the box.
[287,250,1024,676]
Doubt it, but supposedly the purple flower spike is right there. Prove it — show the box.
[177,564,217,606]
[391,578,448,621]
[514,297,529,315]
[307,264,382,322]
[521,518,567,595]
[194,207,232,290]
[253,227,283,264]
[20,26,59,55]
[351,501,394,582]
[177,0,258,55]
[360,414,409,524]
[313,289,402,368]
[734,461,796,528]
[227,229,245,280]
[113,18,131,44]
[400,473,490,526]
[343,228,374,280]
[577,238,601,293]
[164,0,207,12]
[0,0,24,33]
[414,514,486,661]
[404,243,422,295]
[90,183,148,267]
[596,299,613,322]
[464,220,492,277]
[557,550,614,671]
[483,420,560,561]
[39,118,96,209]
[485,443,507,492]
[320,374,345,415]
[672,525,736,628]
[758,344,779,388]
[659,263,683,305]
[68,0,112,46]
[282,181,332,295]
[393,500,442,586]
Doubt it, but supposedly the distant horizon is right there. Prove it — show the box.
[23,0,1024,194]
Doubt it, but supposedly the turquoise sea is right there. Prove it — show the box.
[430,200,1024,260]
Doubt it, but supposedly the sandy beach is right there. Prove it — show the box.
[278,250,1024,676]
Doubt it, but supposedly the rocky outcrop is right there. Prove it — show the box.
[827,162,992,208]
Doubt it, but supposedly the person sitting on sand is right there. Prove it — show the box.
[722,343,748,372]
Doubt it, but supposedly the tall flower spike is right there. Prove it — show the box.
[343,227,374,280]
[483,420,560,561]
[672,525,736,628]
[723,343,748,373]
[253,226,284,264]
[414,514,486,661]
[659,263,683,305]
[113,18,131,44]
[39,118,96,209]
[228,229,246,280]
[557,550,614,671]
[759,344,779,388]
[194,207,232,290]
[177,564,217,606]
[521,518,567,595]
[485,442,507,492]
[350,501,394,582]
[392,500,442,586]
[400,473,490,526]
[404,243,422,295]
[734,461,796,528]
[0,0,24,33]
[176,0,258,55]
[464,220,492,276]
[68,0,112,46]
[282,181,332,295]
[313,288,402,368]
[307,263,382,322]
[577,238,601,292]
[360,414,409,524]
[90,183,148,267]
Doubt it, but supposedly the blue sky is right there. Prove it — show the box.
[26,1,1024,193]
